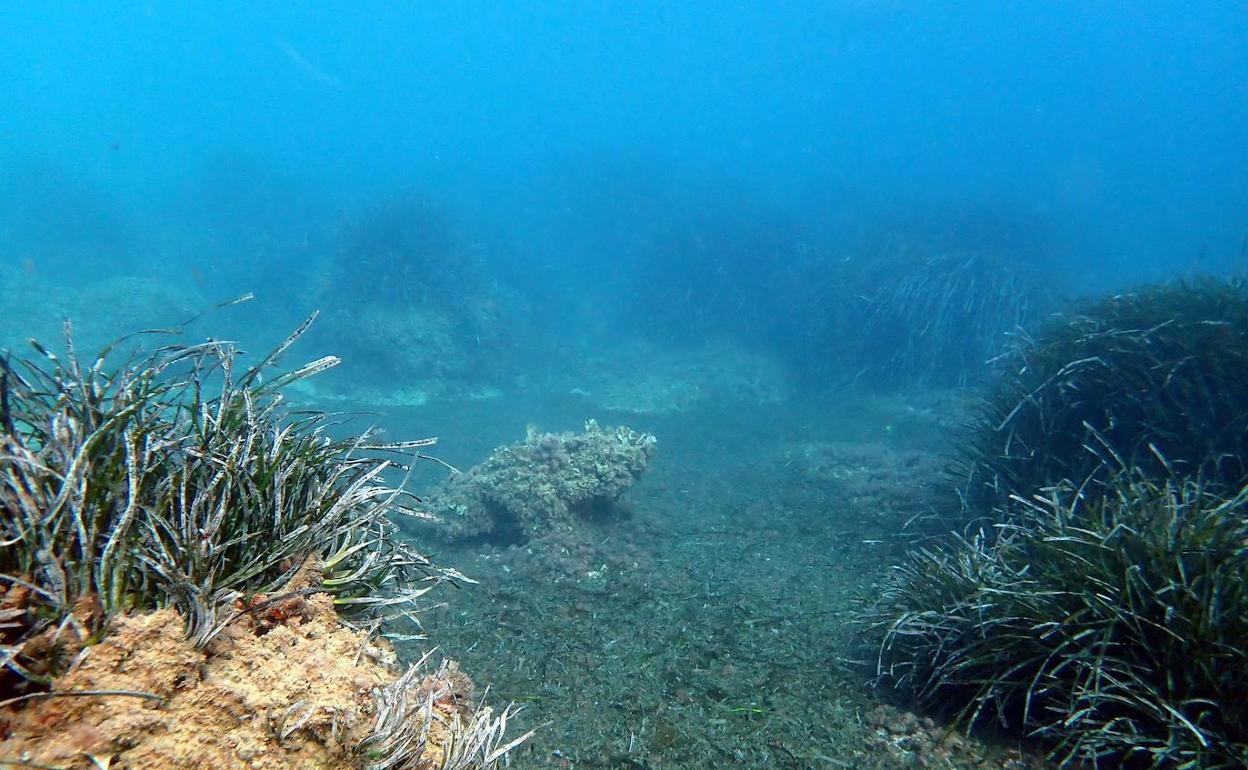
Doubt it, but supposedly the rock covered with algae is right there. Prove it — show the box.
[0,569,497,770]
[416,420,658,543]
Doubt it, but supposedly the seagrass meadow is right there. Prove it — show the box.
[866,278,1248,768]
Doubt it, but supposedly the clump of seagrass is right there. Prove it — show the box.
[959,277,1248,515]
[0,311,530,769]
[865,471,1248,768]
[854,249,1048,388]
[413,420,657,544]
[1,313,438,670]
[361,655,531,770]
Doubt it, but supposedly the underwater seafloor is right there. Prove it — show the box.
[15,259,1248,767]
[0,266,1089,768]
[0,270,1057,766]
[344,384,1049,770]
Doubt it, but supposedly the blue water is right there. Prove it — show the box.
[3,3,1245,301]
[3,3,1243,386]
[4,0,1245,501]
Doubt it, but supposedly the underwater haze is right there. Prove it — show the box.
[4,3,1248,768]
[3,3,1247,293]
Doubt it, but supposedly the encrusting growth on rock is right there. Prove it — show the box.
[415,420,657,544]
[1,566,497,770]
